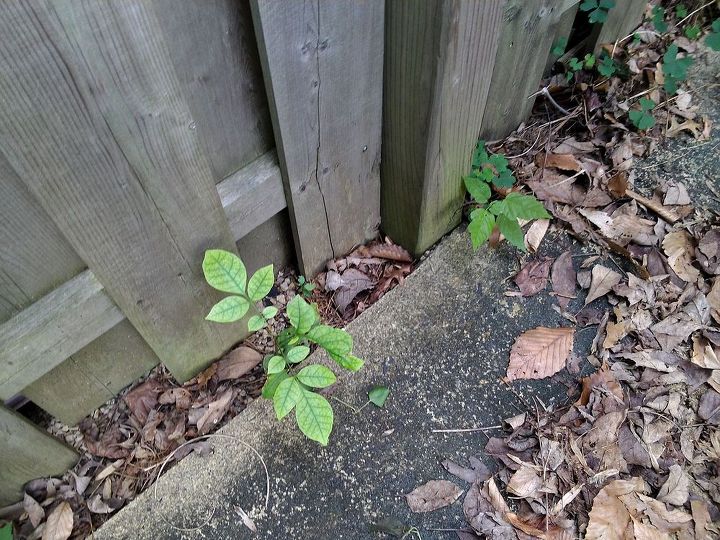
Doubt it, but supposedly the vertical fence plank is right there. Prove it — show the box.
[0,1,239,382]
[591,0,647,53]
[251,0,384,276]
[480,0,570,139]
[381,0,506,255]
[0,405,77,505]
[545,3,579,74]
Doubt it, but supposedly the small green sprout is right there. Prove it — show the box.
[628,98,656,130]
[579,0,616,24]
[707,19,720,51]
[661,43,693,95]
[651,5,668,33]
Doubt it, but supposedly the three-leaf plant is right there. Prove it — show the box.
[628,97,656,130]
[707,19,720,51]
[661,43,693,95]
[203,249,364,445]
[579,0,615,24]
[464,141,549,251]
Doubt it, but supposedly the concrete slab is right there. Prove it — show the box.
[97,229,594,540]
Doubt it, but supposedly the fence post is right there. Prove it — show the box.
[0,2,240,382]
[591,0,647,53]
[381,0,506,256]
[480,0,574,140]
[0,405,77,505]
[251,0,384,276]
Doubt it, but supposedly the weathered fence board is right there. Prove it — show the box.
[0,155,85,321]
[0,1,239,382]
[546,2,580,73]
[591,0,647,53]
[251,0,384,276]
[24,320,157,425]
[481,0,572,139]
[0,405,77,506]
[155,0,273,180]
[382,0,506,255]
[217,150,287,241]
[0,271,123,401]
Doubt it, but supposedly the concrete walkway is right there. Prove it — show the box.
[97,229,594,540]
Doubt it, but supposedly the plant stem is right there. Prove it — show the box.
[330,396,370,414]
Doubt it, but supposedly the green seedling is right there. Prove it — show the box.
[297,274,315,298]
[464,141,549,251]
[597,53,618,77]
[651,5,668,32]
[551,36,568,56]
[628,97,656,130]
[707,19,720,51]
[579,0,615,24]
[684,25,701,40]
[675,4,688,19]
[661,43,693,95]
[203,249,365,445]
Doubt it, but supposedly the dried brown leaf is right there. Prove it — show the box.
[196,388,234,435]
[506,465,542,498]
[585,266,622,305]
[524,219,550,252]
[42,501,73,540]
[663,231,700,283]
[514,257,552,297]
[23,493,44,528]
[535,152,583,171]
[507,326,574,380]
[406,479,463,513]
[551,251,576,310]
[124,380,161,425]
[216,347,262,382]
[586,478,647,540]
[656,464,688,506]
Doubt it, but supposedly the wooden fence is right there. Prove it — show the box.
[0,0,645,504]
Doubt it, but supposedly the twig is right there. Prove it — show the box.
[535,87,571,116]
[625,188,680,224]
[676,0,717,27]
[431,425,502,434]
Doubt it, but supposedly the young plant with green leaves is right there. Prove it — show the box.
[597,52,619,77]
[551,36,567,56]
[579,0,615,24]
[566,53,595,81]
[202,249,367,445]
[297,274,315,298]
[661,43,693,95]
[707,19,720,51]
[651,5,668,33]
[463,142,550,251]
[628,97,656,130]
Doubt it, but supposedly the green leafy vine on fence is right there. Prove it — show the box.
[202,249,380,446]
[463,142,549,251]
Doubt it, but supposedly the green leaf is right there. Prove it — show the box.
[503,192,550,220]
[706,20,720,50]
[262,305,278,319]
[675,4,687,19]
[286,345,311,364]
[295,389,334,445]
[497,214,526,251]
[297,364,336,388]
[467,209,495,250]
[368,386,390,407]
[598,0,614,8]
[262,371,289,399]
[306,325,352,357]
[0,523,12,540]
[330,353,364,371]
[551,36,567,56]
[203,249,246,294]
[583,53,596,69]
[579,0,598,11]
[662,43,693,94]
[597,54,617,77]
[471,140,489,169]
[247,264,274,301]
[463,176,491,204]
[247,314,266,332]
[493,168,515,188]
[684,25,701,40]
[628,108,655,130]
[273,377,303,419]
[206,295,249,323]
[651,6,668,32]
[286,295,318,334]
[267,355,286,374]
[568,57,583,71]
[639,97,655,112]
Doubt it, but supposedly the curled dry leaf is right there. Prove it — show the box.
[524,218,550,252]
[586,478,647,540]
[657,464,689,506]
[216,347,262,382]
[196,389,234,435]
[406,479,463,513]
[42,501,73,540]
[663,230,700,283]
[123,380,161,425]
[506,465,542,498]
[585,265,622,305]
[23,493,44,528]
[514,257,553,297]
[507,326,574,380]
[552,251,576,310]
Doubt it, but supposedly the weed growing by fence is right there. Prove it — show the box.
[579,0,615,24]
[628,98,657,130]
[463,142,549,251]
[202,249,365,445]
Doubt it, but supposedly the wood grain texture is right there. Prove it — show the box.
[0,271,124,400]
[481,0,570,139]
[0,404,77,505]
[236,210,295,275]
[251,0,383,276]
[217,150,287,241]
[0,1,239,382]
[382,0,506,255]
[0,153,85,321]
[545,2,579,74]
[24,320,157,425]
[154,0,273,180]
[591,0,646,53]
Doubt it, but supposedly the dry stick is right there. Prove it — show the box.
[625,188,680,224]
[676,0,717,27]
[431,425,502,434]
[532,87,572,116]
[150,433,270,532]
